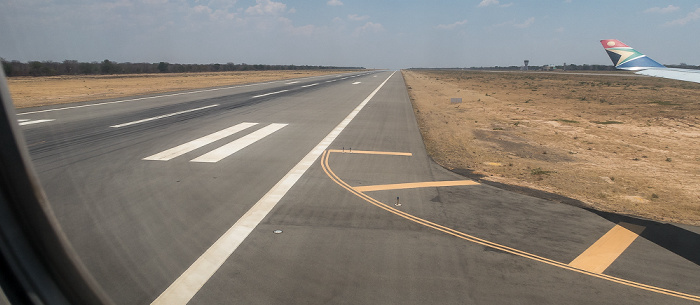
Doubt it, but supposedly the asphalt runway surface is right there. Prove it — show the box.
[16,71,700,304]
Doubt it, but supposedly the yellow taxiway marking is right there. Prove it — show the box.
[320,149,700,303]
[327,149,412,156]
[569,222,645,274]
[355,180,479,192]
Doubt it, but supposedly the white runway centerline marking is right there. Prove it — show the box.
[151,71,397,305]
[285,81,299,84]
[143,122,258,161]
[191,123,287,163]
[301,83,319,88]
[110,105,218,128]
[252,90,288,98]
[352,82,361,85]
[18,119,54,126]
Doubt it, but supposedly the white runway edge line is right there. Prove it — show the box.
[110,104,218,128]
[252,90,288,98]
[191,123,287,163]
[143,122,258,161]
[151,71,396,305]
[16,83,267,116]
[15,72,357,116]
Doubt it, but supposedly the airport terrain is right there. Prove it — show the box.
[403,69,700,225]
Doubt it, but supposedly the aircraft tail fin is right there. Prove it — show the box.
[600,39,666,70]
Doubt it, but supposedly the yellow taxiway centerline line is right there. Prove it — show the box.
[320,150,700,303]
[355,180,479,192]
[327,149,412,156]
[569,222,646,274]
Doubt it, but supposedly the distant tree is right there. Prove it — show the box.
[61,60,79,75]
[10,60,27,76]
[28,61,44,76]
[101,59,116,74]
[1,58,11,76]
[120,62,135,74]
[79,62,96,74]
[157,61,169,73]
[173,64,186,73]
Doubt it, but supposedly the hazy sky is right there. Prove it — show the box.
[1,0,699,69]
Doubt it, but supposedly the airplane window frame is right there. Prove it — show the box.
[0,69,110,304]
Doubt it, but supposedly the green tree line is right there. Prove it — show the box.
[0,59,364,77]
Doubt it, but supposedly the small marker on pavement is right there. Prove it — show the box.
[396,196,401,207]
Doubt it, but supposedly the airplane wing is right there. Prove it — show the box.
[600,39,700,84]
[635,68,700,83]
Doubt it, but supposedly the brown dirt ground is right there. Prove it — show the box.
[402,69,700,225]
[7,70,359,108]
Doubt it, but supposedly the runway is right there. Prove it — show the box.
[16,71,700,304]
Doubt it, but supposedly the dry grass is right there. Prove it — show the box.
[403,69,700,225]
[7,70,358,108]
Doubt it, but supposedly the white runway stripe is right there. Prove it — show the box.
[143,122,257,161]
[19,119,54,126]
[252,90,288,98]
[110,104,218,128]
[191,123,287,163]
[301,83,319,88]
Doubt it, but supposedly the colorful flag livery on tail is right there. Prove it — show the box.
[600,39,665,71]
[599,39,700,83]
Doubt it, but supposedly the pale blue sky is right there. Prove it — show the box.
[1,0,699,69]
